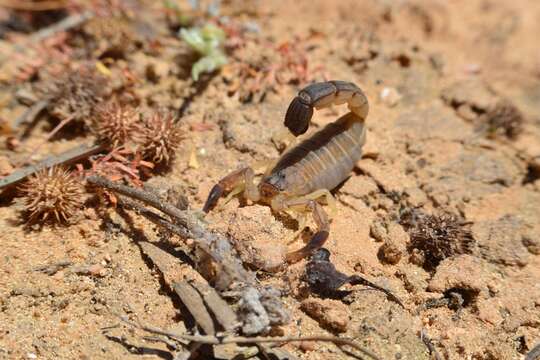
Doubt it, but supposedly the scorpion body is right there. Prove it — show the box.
[203,80,369,263]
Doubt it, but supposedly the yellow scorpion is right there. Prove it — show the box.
[203,80,368,263]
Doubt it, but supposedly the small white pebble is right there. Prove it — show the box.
[198,148,207,156]
[464,63,481,74]
[27,353,37,359]
[380,87,402,107]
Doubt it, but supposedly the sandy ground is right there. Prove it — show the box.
[0,0,539,359]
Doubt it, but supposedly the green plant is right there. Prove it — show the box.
[180,23,227,81]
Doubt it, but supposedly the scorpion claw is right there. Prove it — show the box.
[284,96,313,136]
[203,184,224,213]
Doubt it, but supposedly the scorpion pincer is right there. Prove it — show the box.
[203,80,369,263]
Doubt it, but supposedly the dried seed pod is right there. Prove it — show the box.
[19,167,84,224]
[141,112,183,164]
[481,100,524,139]
[92,102,144,147]
[400,209,475,269]
[39,64,109,123]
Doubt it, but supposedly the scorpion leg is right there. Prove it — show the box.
[283,198,330,263]
[202,167,260,213]
[284,80,369,136]
[287,189,337,217]
[287,213,308,244]
[302,189,337,216]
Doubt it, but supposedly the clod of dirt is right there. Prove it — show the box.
[440,79,497,121]
[300,298,350,333]
[378,238,404,264]
[522,228,540,255]
[218,106,280,157]
[226,205,286,272]
[18,166,84,224]
[297,340,317,352]
[81,17,141,59]
[0,155,13,176]
[472,215,530,266]
[427,255,487,300]
[395,104,473,141]
[400,209,475,269]
[370,218,388,242]
[395,265,429,294]
[480,99,524,139]
[476,298,504,325]
[444,149,525,187]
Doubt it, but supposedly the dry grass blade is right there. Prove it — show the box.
[0,143,105,189]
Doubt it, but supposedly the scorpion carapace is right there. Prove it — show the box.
[203,80,369,263]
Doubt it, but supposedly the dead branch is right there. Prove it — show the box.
[123,213,240,336]
[120,316,382,360]
[0,143,106,189]
[88,176,289,335]
[30,11,93,43]
[1,10,93,65]
[117,197,191,239]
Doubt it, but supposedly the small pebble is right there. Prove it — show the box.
[300,298,350,333]
[0,155,13,176]
[298,340,317,352]
[378,240,403,264]
[380,87,402,107]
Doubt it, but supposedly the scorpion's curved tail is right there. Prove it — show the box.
[284,80,369,136]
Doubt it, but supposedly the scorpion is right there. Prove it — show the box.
[203,80,368,263]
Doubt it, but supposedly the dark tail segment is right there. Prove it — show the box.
[284,81,366,137]
[202,184,224,213]
[286,230,329,263]
[284,96,313,136]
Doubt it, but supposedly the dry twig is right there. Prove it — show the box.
[119,316,382,360]
[13,99,49,128]
[0,142,105,189]
[420,329,443,360]
[0,0,68,11]
[33,260,72,275]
